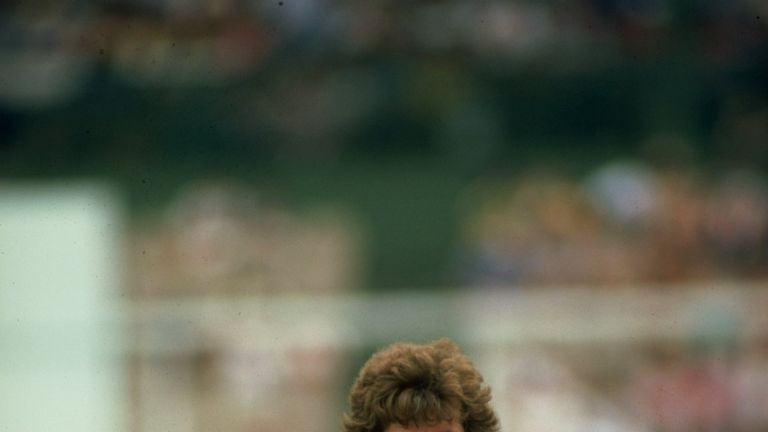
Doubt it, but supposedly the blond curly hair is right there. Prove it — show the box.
[342,338,499,432]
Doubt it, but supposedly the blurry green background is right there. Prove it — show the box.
[2,2,768,432]
[2,0,766,291]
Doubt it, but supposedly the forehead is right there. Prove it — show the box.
[384,421,465,432]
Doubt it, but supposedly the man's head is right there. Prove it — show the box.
[342,338,499,432]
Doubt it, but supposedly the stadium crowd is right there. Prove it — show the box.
[458,157,768,287]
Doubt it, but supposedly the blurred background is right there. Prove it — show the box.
[1,0,768,431]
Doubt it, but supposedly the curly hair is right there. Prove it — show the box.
[342,338,499,432]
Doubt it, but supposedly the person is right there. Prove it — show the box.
[342,338,500,432]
